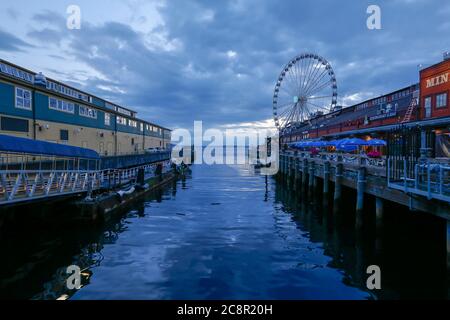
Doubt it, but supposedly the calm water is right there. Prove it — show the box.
[0,164,448,300]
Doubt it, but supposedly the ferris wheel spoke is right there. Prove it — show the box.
[302,63,323,96]
[303,67,329,96]
[307,80,333,97]
[306,101,330,112]
[301,59,314,95]
[303,67,328,97]
[287,67,300,94]
[307,95,333,100]
[304,60,321,95]
[278,82,297,98]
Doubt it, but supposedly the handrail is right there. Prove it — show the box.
[0,160,173,205]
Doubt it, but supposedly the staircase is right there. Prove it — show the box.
[401,97,418,123]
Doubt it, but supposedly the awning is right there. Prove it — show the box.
[0,134,100,159]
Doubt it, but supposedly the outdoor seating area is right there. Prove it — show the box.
[289,138,387,158]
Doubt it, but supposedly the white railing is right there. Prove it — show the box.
[0,161,173,206]
[387,158,450,202]
[285,151,386,168]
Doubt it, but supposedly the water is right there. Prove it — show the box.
[0,164,448,300]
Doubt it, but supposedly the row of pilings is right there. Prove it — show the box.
[276,152,384,233]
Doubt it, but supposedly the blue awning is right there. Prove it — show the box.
[0,134,100,159]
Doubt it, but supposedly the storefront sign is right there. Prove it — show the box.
[369,111,397,121]
[426,72,449,88]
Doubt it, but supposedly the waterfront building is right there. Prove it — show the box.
[280,54,450,159]
[0,59,171,156]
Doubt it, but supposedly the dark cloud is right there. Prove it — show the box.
[23,1,450,130]
[0,30,33,52]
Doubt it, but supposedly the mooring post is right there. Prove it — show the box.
[355,167,366,230]
[334,163,343,212]
[323,162,330,195]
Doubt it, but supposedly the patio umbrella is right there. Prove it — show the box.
[366,139,387,146]
[339,138,367,146]
[310,141,327,147]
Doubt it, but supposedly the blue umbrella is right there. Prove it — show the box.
[311,141,327,147]
[366,139,387,146]
[339,138,367,146]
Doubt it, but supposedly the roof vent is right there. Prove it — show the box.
[444,52,450,61]
[34,72,47,87]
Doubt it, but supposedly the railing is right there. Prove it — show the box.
[101,151,171,170]
[387,158,450,202]
[285,151,386,168]
[0,161,173,206]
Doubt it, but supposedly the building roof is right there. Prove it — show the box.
[0,134,100,159]
[0,59,172,132]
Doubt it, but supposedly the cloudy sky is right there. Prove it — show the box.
[0,0,448,132]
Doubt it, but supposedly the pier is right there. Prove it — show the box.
[0,134,175,214]
[278,149,450,269]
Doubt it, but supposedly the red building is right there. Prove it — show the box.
[420,57,450,120]
[281,54,450,158]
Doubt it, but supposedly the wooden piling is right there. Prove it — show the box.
[355,167,366,230]
[302,159,308,194]
[308,161,315,198]
[323,162,330,195]
[334,163,343,212]
[375,197,384,231]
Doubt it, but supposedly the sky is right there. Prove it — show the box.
[0,0,449,133]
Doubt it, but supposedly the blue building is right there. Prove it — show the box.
[0,59,171,156]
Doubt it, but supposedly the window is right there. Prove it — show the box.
[1,116,29,132]
[79,105,98,119]
[49,97,75,114]
[129,120,137,128]
[436,93,448,108]
[60,129,69,141]
[15,87,32,110]
[105,113,111,126]
[140,123,144,132]
[117,116,127,125]
[424,96,432,118]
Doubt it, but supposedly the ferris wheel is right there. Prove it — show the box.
[273,53,338,132]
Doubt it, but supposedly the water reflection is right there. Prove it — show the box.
[0,164,448,300]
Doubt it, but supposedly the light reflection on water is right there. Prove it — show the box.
[0,164,447,300]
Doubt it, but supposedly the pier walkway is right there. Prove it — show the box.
[279,151,450,220]
[0,135,172,207]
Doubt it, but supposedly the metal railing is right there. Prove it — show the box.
[0,161,173,206]
[285,151,386,168]
[387,158,450,202]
